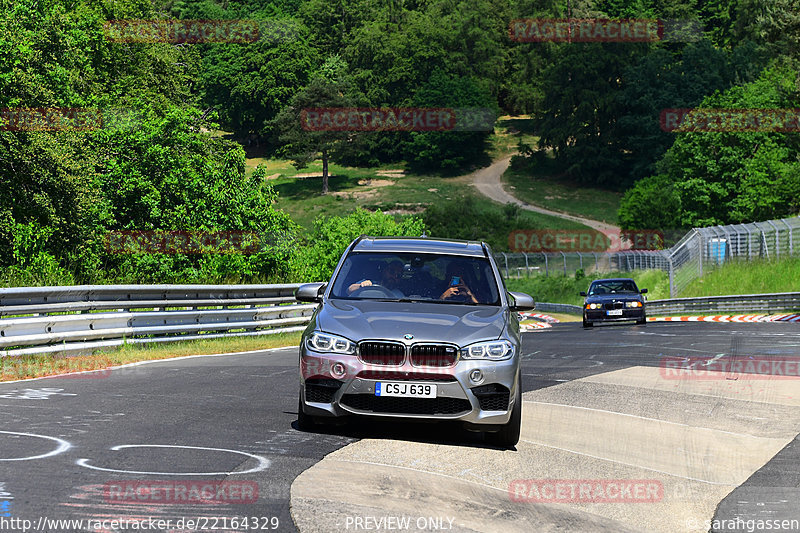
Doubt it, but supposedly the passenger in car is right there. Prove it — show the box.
[439,263,479,303]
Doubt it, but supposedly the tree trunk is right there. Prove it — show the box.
[322,149,329,194]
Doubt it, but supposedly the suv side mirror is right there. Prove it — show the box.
[579,291,587,297]
[508,291,535,311]
[295,282,326,303]
[640,288,648,294]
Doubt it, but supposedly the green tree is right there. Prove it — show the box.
[619,67,800,229]
[270,57,364,193]
[292,208,425,282]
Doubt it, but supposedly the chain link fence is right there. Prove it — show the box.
[495,216,800,297]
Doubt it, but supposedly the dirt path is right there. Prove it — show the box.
[471,155,622,234]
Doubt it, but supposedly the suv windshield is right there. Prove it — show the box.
[588,280,639,295]
[329,252,501,305]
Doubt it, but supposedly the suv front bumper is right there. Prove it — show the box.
[299,347,520,425]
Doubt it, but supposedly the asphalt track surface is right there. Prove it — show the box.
[0,322,798,533]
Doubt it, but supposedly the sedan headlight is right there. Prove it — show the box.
[585,303,599,309]
[460,340,513,360]
[306,332,356,354]
[625,301,643,308]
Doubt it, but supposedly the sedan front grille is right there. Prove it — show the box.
[340,394,472,415]
[410,344,458,367]
[603,302,624,310]
[359,341,406,366]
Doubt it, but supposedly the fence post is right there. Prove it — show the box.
[561,251,566,276]
[501,252,508,278]
[593,252,598,271]
[542,252,548,276]
[696,229,703,277]
[578,252,583,270]
[668,254,675,298]
[767,220,780,258]
[781,219,793,255]
[524,252,529,278]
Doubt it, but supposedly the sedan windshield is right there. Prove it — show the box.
[329,252,501,305]
[588,280,639,295]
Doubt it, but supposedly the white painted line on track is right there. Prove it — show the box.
[76,444,271,476]
[0,431,72,461]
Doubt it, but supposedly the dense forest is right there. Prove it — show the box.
[1,0,798,284]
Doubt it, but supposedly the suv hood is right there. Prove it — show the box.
[318,299,507,345]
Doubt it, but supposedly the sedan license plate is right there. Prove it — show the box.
[607,309,623,316]
[375,382,436,398]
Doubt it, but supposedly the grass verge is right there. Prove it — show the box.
[681,257,800,297]
[503,153,622,225]
[0,331,302,382]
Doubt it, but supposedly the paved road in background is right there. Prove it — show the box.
[0,322,798,532]
[470,156,622,235]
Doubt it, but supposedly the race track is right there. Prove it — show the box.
[1,322,798,533]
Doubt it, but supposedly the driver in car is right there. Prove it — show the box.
[347,260,405,297]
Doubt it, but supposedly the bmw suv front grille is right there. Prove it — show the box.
[410,344,458,367]
[358,341,406,365]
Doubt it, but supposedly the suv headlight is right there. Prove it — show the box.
[460,340,513,360]
[306,332,356,354]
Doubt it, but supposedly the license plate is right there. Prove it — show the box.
[375,382,436,398]
[607,309,623,316]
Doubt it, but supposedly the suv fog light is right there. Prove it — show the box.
[331,362,346,378]
[469,369,484,384]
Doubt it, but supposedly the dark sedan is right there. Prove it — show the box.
[580,278,647,328]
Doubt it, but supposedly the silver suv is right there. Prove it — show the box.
[295,236,534,447]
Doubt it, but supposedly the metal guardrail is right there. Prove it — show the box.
[645,292,800,315]
[0,284,316,357]
[533,302,583,314]
[535,292,800,316]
